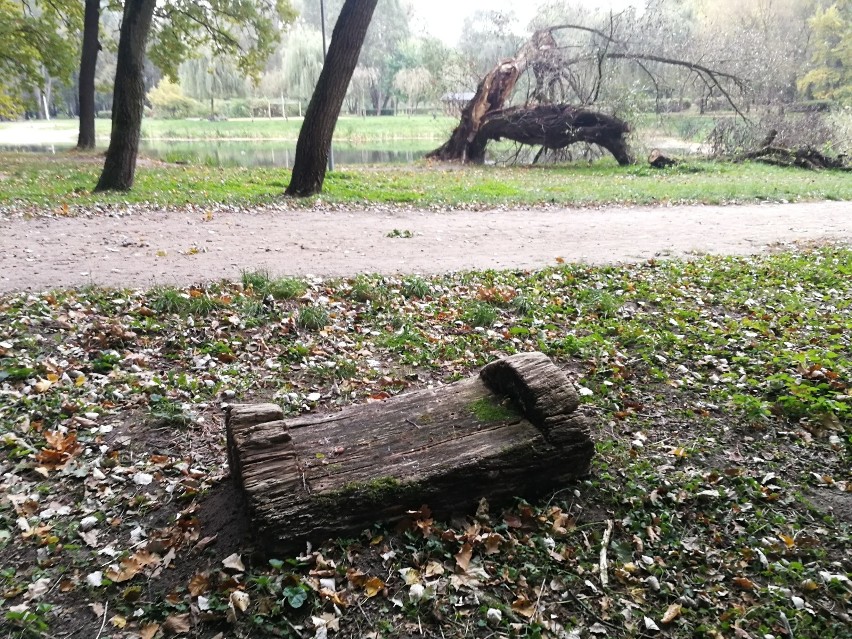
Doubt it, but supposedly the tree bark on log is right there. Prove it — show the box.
[466,105,632,165]
[226,352,594,553]
[738,145,849,170]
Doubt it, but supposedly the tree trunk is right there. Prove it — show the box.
[76,0,101,150]
[285,0,379,197]
[94,0,156,192]
[467,105,632,166]
[226,353,594,553]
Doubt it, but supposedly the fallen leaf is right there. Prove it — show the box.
[661,602,682,624]
[364,576,385,598]
[454,542,473,572]
[230,590,250,612]
[188,573,211,596]
[222,553,245,573]
[140,623,160,639]
[511,596,536,619]
[162,612,191,635]
[732,576,755,590]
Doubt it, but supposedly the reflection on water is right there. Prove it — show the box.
[0,139,434,168]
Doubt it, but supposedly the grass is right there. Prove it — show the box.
[1,152,849,210]
[0,245,850,638]
[0,115,457,143]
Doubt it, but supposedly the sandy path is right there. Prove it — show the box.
[1,201,850,293]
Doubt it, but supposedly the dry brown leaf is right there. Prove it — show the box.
[732,576,755,590]
[221,553,245,573]
[139,623,160,639]
[511,596,536,619]
[162,612,191,635]
[454,542,473,572]
[188,573,211,597]
[483,533,503,555]
[661,602,682,624]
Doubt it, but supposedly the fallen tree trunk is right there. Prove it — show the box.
[738,145,850,170]
[466,105,632,165]
[226,352,594,552]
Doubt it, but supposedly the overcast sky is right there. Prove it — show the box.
[411,0,639,45]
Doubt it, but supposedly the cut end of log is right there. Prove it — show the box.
[226,353,594,552]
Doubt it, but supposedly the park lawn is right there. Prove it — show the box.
[1,151,849,211]
[0,115,458,144]
[0,246,850,638]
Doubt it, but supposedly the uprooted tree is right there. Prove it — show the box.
[429,20,748,165]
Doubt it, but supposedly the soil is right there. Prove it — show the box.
[2,200,851,293]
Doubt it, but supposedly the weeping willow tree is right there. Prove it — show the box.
[256,24,323,117]
[179,52,247,118]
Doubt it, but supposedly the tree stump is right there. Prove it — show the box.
[226,352,594,552]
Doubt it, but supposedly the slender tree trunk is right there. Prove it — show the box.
[285,0,379,197]
[94,0,156,192]
[77,0,101,149]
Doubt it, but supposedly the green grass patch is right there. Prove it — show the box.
[1,152,848,209]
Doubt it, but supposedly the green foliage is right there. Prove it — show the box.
[463,301,499,327]
[150,0,297,82]
[297,306,329,330]
[147,79,204,119]
[0,0,81,117]
[799,1,852,103]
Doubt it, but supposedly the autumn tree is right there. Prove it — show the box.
[95,0,295,192]
[286,0,379,197]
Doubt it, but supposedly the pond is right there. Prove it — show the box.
[0,139,437,168]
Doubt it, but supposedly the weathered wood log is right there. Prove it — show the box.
[648,148,678,169]
[226,352,594,552]
[465,105,633,166]
[738,145,850,170]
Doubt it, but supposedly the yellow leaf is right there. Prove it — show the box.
[364,576,385,598]
[779,534,796,549]
[110,615,127,629]
[75,375,86,387]
[661,603,682,624]
[46,373,59,382]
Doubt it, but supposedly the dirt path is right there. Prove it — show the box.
[2,201,850,293]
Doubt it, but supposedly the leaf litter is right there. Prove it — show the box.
[0,244,850,638]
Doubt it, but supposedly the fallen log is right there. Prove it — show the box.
[226,352,594,553]
[738,145,850,170]
[648,148,678,169]
[465,105,633,166]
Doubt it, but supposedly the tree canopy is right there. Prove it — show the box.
[0,0,81,117]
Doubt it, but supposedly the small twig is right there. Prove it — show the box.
[599,519,614,588]
[779,611,794,638]
[94,601,108,639]
[282,614,305,639]
[532,570,548,622]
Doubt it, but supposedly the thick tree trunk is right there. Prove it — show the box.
[467,105,632,165]
[76,0,101,150]
[285,0,379,197]
[226,353,594,553]
[94,0,156,192]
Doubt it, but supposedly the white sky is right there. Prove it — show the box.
[411,0,640,45]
